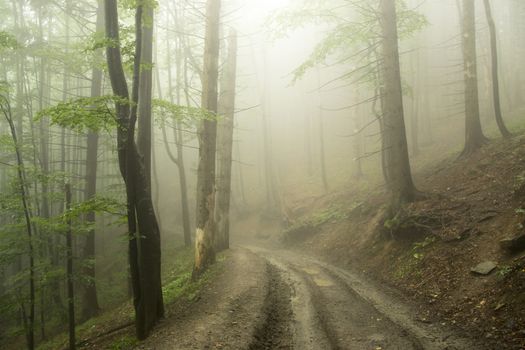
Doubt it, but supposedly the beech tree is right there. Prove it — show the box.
[81,0,103,321]
[460,0,487,156]
[215,30,238,252]
[483,0,511,138]
[193,0,221,276]
[104,0,164,339]
[379,0,417,207]
[1,87,36,350]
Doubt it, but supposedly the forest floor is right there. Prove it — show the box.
[35,133,525,350]
[267,132,525,350]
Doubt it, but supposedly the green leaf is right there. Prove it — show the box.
[36,96,124,132]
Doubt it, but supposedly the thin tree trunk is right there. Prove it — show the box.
[234,141,247,207]
[194,0,221,277]
[165,25,192,247]
[65,184,76,350]
[1,97,35,350]
[483,0,511,138]
[215,30,238,252]
[379,0,417,208]
[81,0,103,321]
[260,47,280,215]
[316,69,328,192]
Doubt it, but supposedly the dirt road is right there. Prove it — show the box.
[138,247,485,350]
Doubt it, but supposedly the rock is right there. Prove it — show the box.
[470,261,497,275]
[500,234,525,253]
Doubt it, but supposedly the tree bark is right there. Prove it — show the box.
[215,30,238,252]
[104,0,164,339]
[137,3,154,187]
[483,0,511,138]
[165,22,192,247]
[1,97,35,350]
[81,0,103,321]
[316,69,328,192]
[379,0,417,208]
[65,184,76,350]
[461,0,487,156]
[194,0,221,277]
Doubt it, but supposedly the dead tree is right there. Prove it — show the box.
[215,30,238,252]
[193,0,221,277]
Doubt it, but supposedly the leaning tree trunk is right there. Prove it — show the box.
[1,97,35,350]
[483,0,511,138]
[461,0,487,156]
[379,0,417,208]
[104,0,164,339]
[81,0,103,321]
[193,0,221,277]
[215,30,238,252]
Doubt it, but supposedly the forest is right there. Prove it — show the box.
[1,0,525,349]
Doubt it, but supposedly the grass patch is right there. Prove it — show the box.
[108,335,138,350]
[36,245,223,350]
[285,205,350,234]
[392,237,436,281]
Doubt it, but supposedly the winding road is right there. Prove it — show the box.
[137,246,485,350]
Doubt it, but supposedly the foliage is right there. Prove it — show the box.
[36,96,124,132]
[268,0,427,85]
[153,98,218,128]
[0,31,19,52]
[62,195,126,222]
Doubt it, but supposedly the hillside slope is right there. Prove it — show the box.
[282,134,525,350]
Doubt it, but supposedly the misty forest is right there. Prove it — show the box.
[1,0,525,349]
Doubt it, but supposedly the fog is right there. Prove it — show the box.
[1,0,524,348]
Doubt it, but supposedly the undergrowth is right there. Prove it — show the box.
[36,246,223,350]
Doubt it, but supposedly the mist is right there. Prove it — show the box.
[1,0,524,349]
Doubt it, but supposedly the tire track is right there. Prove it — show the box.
[249,264,294,350]
[246,246,485,350]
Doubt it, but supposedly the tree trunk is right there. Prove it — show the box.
[260,48,281,215]
[165,26,192,247]
[193,0,221,277]
[379,0,417,208]
[461,0,487,156]
[1,97,35,350]
[65,184,76,350]
[215,30,238,252]
[317,69,328,192]
[81,0,103,321]
[104,0,164,339]
[137,3,154,187]
[483,0,511,138]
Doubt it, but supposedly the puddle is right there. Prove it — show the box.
[313,277,334,287]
